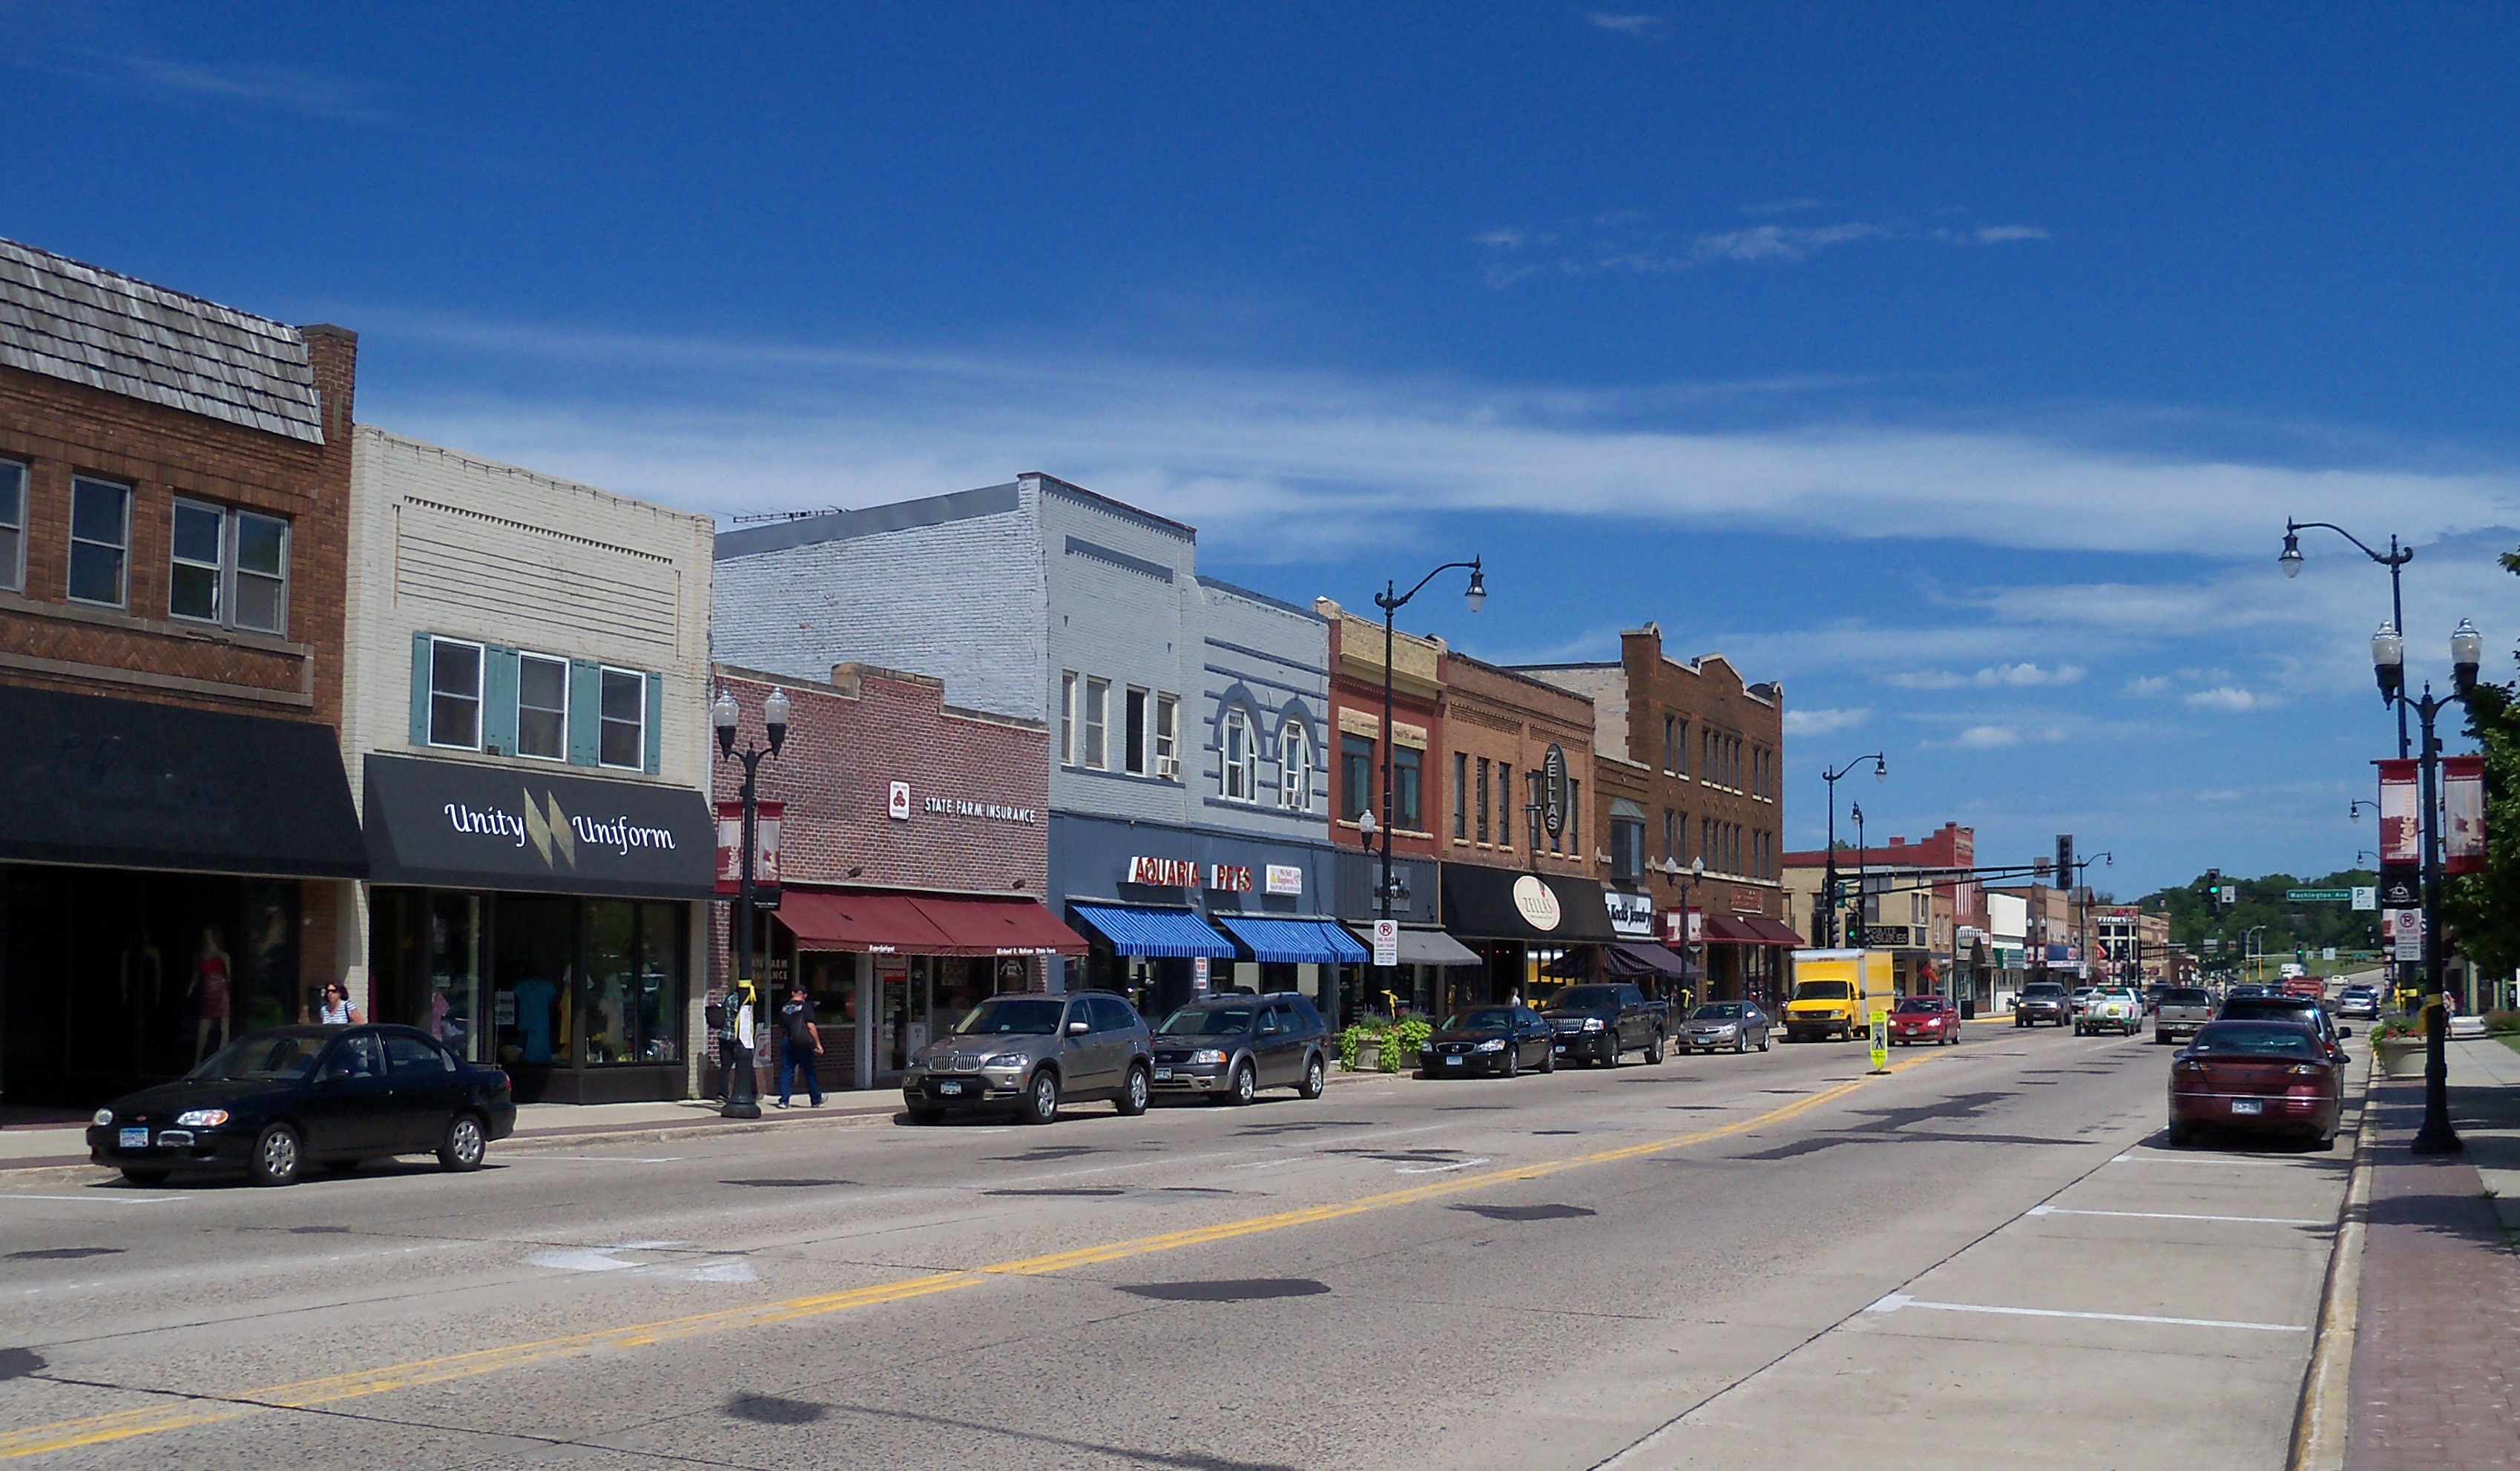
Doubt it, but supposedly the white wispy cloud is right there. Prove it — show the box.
[1783,706,1871,737]
[1950,725,2023,748]
[1476,210,2051,281]
[2125,675,2172,696]
[1889,662,2086,690]
[2184,685,2277,713]
[111,56,391,123]
[1586,12,1667,37]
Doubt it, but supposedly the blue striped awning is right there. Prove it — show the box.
[1068,904,1238,959]
[1216,916,1372,965]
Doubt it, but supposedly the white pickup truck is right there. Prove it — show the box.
[2076,987,2142,1037]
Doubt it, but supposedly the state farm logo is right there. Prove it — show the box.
[1511,875,1562,932]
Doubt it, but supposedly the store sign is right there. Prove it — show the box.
[713,800,784,903]
[923,795,1042,824]
[1730,886,1762,914]
[1604,889,1654,938]
[1265,864,1303,896]
[1511,874,1564,932]
[1541,744,1568,838]
[2446,754,2487,875]
[364,754,716,901]
[889,781,912,820]
[1206,863,1253,893]
[1126,855,1198,887]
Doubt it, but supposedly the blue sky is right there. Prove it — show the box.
[9,2,2517,895]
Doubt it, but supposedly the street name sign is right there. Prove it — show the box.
[2286,888,2353,904]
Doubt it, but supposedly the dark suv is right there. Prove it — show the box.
[1149,993,1331,1105]
[2217,991,2350,1058]
[2014,981,2071,1027]
[901,992,1154,1125]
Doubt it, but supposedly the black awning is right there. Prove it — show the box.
[363,754,714,900]
[1439,865,1618,944]
[0,684,365,879]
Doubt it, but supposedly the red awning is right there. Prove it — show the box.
[1740,917,1808,945]
[774,891,955,954]
[1700,915,1806,945]
[907,895,1089,957]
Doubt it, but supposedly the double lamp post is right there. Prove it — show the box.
[710,684,789,1121]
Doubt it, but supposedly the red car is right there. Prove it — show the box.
[2166,1021,2343,1148]
[1889,995,1961,1046]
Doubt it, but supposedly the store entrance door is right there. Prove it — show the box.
[875,958,920,1081]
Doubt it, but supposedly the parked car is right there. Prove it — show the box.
[2013,981,2072,1028]
[2216,990,2350,1059]
[2335,984,2382,1021]
[87,1025,516,1188]
[1540,982,1669,1067]
[1681,1001,1771,1054]
[1148,993,1330,1105]
[2078,987,2143,1036]
[1419,1005,1556,1078]
[1889,995,1961,1046]
[2167,1021,2345,1148]
[2152,985,2215,1044]
[902,991,1154,1125]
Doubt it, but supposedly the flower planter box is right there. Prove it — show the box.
[1352,1043,1380,1072]
[2375,1036,2427,1079]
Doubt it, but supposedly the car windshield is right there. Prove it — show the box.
[953,997,1067,1036]
[1159,1007,1255,1036]
[1548,987,1623,1011]
[1794,981,1851,1001]
[1691,1004,1745,1020]
[185,1030,324,1082]
[1447,1008,1516,1031]
[2191,1023,2322,1059]
[2024,984,2065,998]
[2221,997,2318,1021]
[1893,998,1943,1014]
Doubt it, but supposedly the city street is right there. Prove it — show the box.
[0,1026,2358,1471]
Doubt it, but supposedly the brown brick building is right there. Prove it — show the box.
[0,239,366,1106]
[1314,599,1444,929]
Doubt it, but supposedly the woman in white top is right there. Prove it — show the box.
[309,981,363,1026]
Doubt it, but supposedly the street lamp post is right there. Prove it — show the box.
[711,684,789,1121]
[1818,754,1887,946]
[2373,617,2484,1156]
[1662,855,1708,1006]
[1367,559,1484,1018]
[2282,520,2414,760]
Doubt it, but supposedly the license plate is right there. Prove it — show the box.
[1552,1044,1567,1053]
[1154,1069,1172,1081]
[119,1128,148,1149]
[936,1081,964,1096]
[1444,1056,1463,1067]
[2231,1099,2263,1116]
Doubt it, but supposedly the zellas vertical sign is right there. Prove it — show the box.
[2444,754,2487,875]
[2376,759,2421,902]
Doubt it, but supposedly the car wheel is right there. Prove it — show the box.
[1227,1062,1257,1106]
[438,1112,488,1173]
[1758,1032,1771,1052]
[1505,1045,1521,1079]
[1299,1054,1327,1099]
[1540,1044,1556,1073]
[1734,1033,1748,1055]
[1020,1070,1062,1125]
[1116,1065,1151,1117]
[2166,1121,2193,1148]
[1646,1032,1666,1064]
[118,1168,169,1187]
[907,1106,945,1125]
[249,1122,303,1187]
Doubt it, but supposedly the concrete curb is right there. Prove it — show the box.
[2289,1053,2378,1471]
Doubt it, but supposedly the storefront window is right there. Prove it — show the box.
[377,890,685,1072]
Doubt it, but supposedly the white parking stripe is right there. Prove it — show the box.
[0,1194,185,1206]
[2026,1203,2328,1227]
[1864,1292,2306,1332]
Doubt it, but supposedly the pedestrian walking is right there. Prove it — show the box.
[777,985,824,1108]
[305,981,363,1025]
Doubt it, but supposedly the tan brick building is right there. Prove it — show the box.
[0,239,366,1106]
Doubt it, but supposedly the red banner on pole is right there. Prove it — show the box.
[715,800,783,896]
[2444,755,2487,875]
[2378,760,2421,869]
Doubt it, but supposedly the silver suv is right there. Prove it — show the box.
[1149,993,1332,1105]
[902,992,1154,1125]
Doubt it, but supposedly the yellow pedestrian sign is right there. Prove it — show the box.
[1869,1011,1889,1073]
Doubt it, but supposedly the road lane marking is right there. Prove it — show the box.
[1863,1291,2306,1333]
[2026,1204,2328,1227]
[0,1195,185,1207]
[1393,1157,1490,1174]
[504,1156,685,1165]
[0,1048,1960,1461]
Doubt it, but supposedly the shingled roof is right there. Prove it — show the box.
[0,237,324,444]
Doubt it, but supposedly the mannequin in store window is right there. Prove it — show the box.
[188,927,231,1065]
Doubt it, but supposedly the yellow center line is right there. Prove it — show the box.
[0,1050,1946,1460]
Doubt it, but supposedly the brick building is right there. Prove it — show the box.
[1782,822,1987,1000]
[708,664,1083,1092]
[0,239,367,1107]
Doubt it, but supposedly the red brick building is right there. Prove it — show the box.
[0,239,366,1107]
[710,663,1082,1091]
[1314,599,1444,930]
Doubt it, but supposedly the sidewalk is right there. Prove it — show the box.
[2345,1036,2520,1470]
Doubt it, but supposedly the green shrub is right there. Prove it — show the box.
[2484,1009,2520,1036]
[1380,1018,1432,1073]
[1338,1019,1388,1071]
[2372,1017,2421,1041]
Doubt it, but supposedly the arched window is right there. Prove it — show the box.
[1223,708,1257,801]
[1280,720,1312,811]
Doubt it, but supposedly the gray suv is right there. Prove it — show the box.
[1149,993,1331,1104]
[902,992,1153,1125]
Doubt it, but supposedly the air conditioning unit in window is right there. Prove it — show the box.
[1155,756,1180,780]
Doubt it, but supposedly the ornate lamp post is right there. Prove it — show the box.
[1818,754,1886,945]
[711,684,789,1121]
[2373,617,2483,1156]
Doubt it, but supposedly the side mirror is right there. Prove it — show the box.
[1067,1019,1090,1036]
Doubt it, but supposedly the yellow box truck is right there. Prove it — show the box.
[1783,949,1892,1042]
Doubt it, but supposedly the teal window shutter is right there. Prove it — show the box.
[567,659,602,766]
[642,671,663,774]
[409,632,433,746]
[482,647,520,757]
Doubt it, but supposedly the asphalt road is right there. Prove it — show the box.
[0,1021,2360,1471]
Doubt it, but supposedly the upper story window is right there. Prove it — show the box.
[1084,677,1110,769]
[1453,752,1469,839]
[1154,694,1179,780]
[1497,763,1513,849]
[1476,757,1490,842]
[1662,714,1682,775]
[1280,720,1312,811]
[1222,707,1257,800]
[598,666,645,769]
[1341,734,1374,822]
[168,500,290,634]
[428,637,484,749]
[1611,817,1646,883]
[1059,672,1078,764]
[68,475,131,608]
[1392,744,1422,831]
[0,458,24,594]
[1125,688,1150,776]
[517,654,569,760]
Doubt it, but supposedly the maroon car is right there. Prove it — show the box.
[1889,995,1961,1047]
[2166,1021,2343,1148]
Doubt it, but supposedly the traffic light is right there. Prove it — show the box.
[2205,869,2222,910]
[2056,835,2075,889]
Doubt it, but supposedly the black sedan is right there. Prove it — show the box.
[88,1025,516,1187]
[1418,1005,1556,1079]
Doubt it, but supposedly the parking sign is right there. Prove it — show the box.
[1372,919,1399,967]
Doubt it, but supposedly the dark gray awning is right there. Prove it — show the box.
[1345,923,1484,968]
[0,685,364,878]
[363,754,714,900]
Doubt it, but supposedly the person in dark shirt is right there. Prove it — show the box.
[777,985,824,1108]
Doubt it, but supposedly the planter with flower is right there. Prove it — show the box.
[2371,1017,2428,1079]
